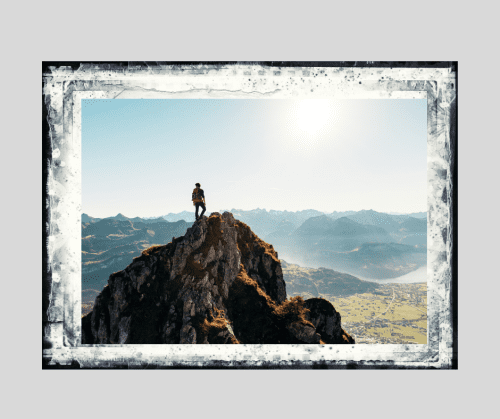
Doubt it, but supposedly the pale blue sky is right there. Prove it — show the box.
[82,99,427,218]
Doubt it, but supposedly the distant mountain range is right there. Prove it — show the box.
[265,212,426,279]
[86,208,426,235]
[293,215,389,237]
[387,211,427,218]
[82,213,169,224]
[82,216,192,291]
[160,211,196,223]
[81,209,427,296]
[219,208,327,237]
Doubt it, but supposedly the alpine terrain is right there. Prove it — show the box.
[82,212,354,345]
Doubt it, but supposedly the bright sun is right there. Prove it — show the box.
[296,99,334,135]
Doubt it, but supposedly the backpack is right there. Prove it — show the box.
[192,188,202,202]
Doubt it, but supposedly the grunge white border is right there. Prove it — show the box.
[42,63,456,368]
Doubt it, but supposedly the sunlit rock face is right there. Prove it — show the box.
[82,212,354,345]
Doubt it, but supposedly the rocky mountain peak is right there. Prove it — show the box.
[113,213,129,220]
[82,212,354,345]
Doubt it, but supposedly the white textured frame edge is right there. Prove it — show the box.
[42,63,455,368]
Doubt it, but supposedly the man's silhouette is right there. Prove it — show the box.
[192,182,206,220]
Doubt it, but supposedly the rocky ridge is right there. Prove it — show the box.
[82,212,354,345]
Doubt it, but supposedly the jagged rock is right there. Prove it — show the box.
[82,212,354,344]
[304,298,355,344]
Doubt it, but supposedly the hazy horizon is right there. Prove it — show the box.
[82,99,427,218]
[83,207,427,219]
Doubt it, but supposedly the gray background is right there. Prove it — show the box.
[4,1,488,417]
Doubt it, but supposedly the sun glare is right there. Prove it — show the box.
[296,99,334,135]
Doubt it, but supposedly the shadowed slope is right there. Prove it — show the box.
[82,212,353,345]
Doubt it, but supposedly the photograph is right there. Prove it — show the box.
[80,97,428,346]
[42,62,457,368]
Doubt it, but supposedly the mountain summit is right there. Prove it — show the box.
[82,212,354,345]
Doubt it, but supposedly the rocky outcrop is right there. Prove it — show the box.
[82,212,354,344]
[304,298,355,344]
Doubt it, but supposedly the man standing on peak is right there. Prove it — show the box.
[192,182,206,220]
